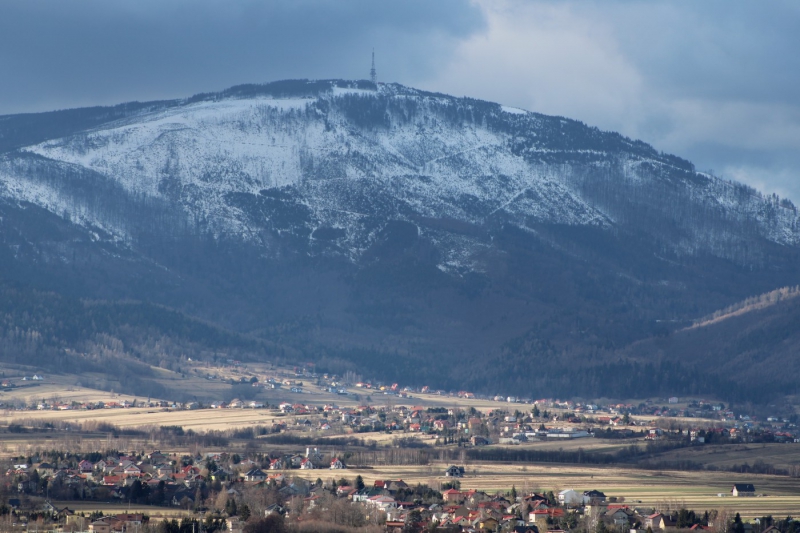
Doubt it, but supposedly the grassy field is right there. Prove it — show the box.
[309,462,800,519]
[0,406,287,431]
[0,381,151,406]
[50,501,190,518]
[651,443,800,472]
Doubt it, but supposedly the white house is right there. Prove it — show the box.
[558,489,583,507]
[366,495,397,512]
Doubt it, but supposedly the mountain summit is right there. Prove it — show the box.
[1,79,798,401]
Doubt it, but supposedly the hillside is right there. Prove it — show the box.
[0,79,798,402]
[626,287,800,400]
[0,282,293,399]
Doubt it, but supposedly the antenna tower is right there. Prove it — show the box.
[370,49,377,85]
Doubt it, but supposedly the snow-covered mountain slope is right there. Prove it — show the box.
[3,79,795,273]
[2,79,800,400]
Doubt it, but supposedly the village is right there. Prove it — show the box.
[1,362,797,447]
[0,364,798,532]
[1,447,792,533]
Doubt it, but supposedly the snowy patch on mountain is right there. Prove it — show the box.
[7,79,799,268]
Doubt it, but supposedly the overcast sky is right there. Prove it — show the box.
[2,0,799,201]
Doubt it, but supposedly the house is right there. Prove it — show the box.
[89,514,143,533]
[529,510,551,529]
[268,473,286,484]
[352,488,374,502]
[36,462,55,475]
[244,468,267,482]
[646,428,664,440]
[602,508,631,527]
[330,458,345,470]
[445,465,465,478]
[583,489,606,503]
[265,504,285,516]
[558,489,582,507]
[89,517,121,533]
[66,515,89,531]
[300,458,315,470]
[478,517,499,531]
[365,495,397,512]
[645,513,676,530]
[116,515,144,528]
[122,464,142,477]
[336,485,354,497]
[385,480,409,493]
[732,484,756,497]
[443,489,465,504]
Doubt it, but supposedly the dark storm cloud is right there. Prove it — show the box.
[0,0,484,113]
[605,1,800,199]
[614,1,800,106]
[421,0,800,201]
[1,0,798,201]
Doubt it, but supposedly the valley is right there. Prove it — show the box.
[0,79,798,531]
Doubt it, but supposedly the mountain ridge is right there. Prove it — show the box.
[0,78,798,402]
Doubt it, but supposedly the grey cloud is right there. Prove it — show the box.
[604,1,800,106]
[0,0,484,114]
[1,0,798,202]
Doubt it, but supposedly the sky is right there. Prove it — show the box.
[2,0,799,201]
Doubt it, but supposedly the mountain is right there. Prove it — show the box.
[0,79,798,402]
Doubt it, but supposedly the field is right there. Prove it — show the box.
[1,367,798,519]
[652,442,800,473]
[316,463,800,519]
[50,501,190,519]
[0,405,288,431]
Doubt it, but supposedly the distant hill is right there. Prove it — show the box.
[625,287,800,401]
[0,282,291,399]
[0,79,798,402]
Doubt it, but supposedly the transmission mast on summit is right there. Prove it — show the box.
[370,49,377,85]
